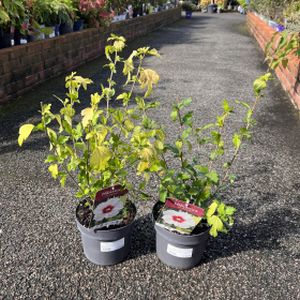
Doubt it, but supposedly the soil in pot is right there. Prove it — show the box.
[76,199,136,266]
[153,201,209,269]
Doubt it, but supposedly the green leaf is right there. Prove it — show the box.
[178,98,192,109]
[18,124,35,146]
[182,111,193,126]
[253,73,272,96]
[232,133,241,149]
[170,108,178,121]
[206,171,219,184]
[225,206,236,216]
[46,128,57,143]
[45,155,58,163]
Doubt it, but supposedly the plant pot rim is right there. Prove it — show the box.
[76,200,137,233]
[152,201,210,239]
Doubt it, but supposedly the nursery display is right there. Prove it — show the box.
[181,1,196,18]
[0,0,174,49]
[0,0,25,48]
[18,35,163,265]
[249,0,300,32]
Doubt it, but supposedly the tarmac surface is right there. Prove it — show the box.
[1,12,300,300]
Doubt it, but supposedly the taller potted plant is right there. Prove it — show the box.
[18,35,163,265]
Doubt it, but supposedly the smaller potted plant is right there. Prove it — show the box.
[181,1,196,19]
[18,35,163,265]
[152,72,272,269]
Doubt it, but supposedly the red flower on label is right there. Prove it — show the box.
[162,209,197,229]
[172,215,185,223]
[102,205,114,214]
[93,197,124,222]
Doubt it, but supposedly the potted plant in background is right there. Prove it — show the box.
[0,0,26,48]
[0,1,11,49]
[18,35,163,265]
[181,1,196,18]
[79,0,114,28]
[152,72,272,269]
[55,0,76,35]
[72,0,85,31]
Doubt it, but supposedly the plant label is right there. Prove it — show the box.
[167,244,193,258]
[100,238,125,252]
[155,198,205,234]
[92,185,128,229]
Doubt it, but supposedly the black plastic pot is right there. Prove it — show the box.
[153,201,209,269]
[76,202,136,265]
[73,19,84,32]
[13,28,22,46]
[185,11,193,19]
[59,22,73,35]
[0,29,11,49]
[208,4,217,13]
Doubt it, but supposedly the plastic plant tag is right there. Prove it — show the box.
[100,238,125,252]
[167,244,193,258]
[92,185,128,229]
[155,198,205,234]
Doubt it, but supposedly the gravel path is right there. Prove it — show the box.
[1,12,300,300]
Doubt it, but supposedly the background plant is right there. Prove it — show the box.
[250,0,300,32]
[0,0,26,32]
[18,34,164,212]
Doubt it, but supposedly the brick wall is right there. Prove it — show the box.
[247,12,300,110]
[0,7,181,104]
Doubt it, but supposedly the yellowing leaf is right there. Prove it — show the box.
[175,140,182,150]
[96,127,108,145]
[206,201,218,217]
[90,146,112,171]
[91,93,101,105]
[18,124,35,146]
[154,140,164,150]
[139,147,154,162]
[137,161,149,173]
[113,40,125,51]
[124,119,134,131]
[48,164,58,179]
[81,107,93,128]
[208,215,223,238]
[139,69,160,96]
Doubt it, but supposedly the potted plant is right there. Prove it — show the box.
[25,0,57,40]
[181,1,196,19]
[0,0,26,48]
[152,72,272,269]
[18,35,163,265]
[53,0,76,35]
[79,0,113,28]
